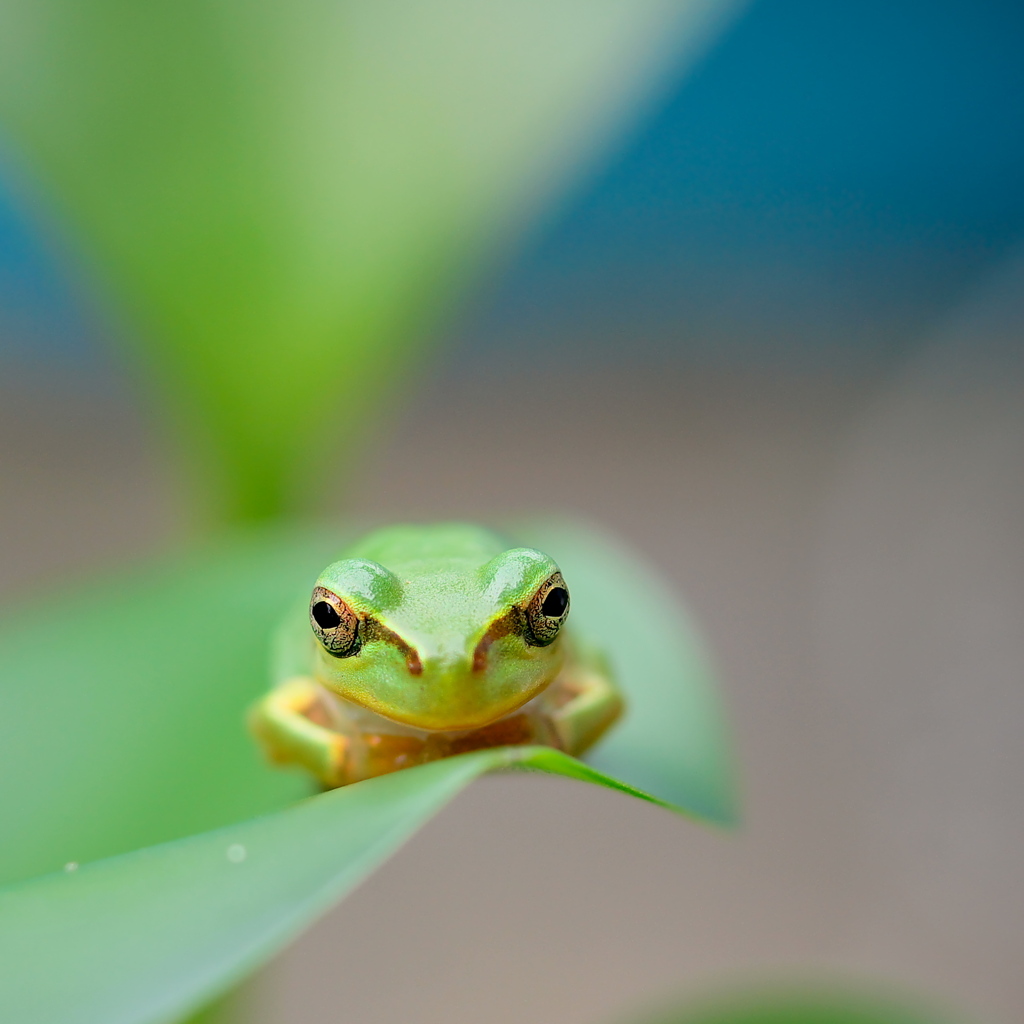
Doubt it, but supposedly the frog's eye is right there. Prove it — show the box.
[310,586,360,657]
[524,572,570,647]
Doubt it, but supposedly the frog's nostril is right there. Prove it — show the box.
[406,650,423,676]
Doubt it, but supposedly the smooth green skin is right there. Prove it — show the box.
[0,0,739,523]
[305,524,566,731]
[0,521,735,1024]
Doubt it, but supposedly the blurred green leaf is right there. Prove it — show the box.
[0,528,333,887]
[0,748,665,1024]
[0,0,739,522]
[520,521,736,823]
[625,982,962,1024]
[0,520,731,1021]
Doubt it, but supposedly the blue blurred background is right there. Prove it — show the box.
[468,0,1024,370]
[3,0,1023,372]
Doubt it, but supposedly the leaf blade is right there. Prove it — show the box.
[0,529,335,887]
[0,520,732,1022]
[0,748,668,1024]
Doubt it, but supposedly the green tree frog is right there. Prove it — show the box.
[249,523,623,787]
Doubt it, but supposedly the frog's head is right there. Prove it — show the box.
[308,546,570,731]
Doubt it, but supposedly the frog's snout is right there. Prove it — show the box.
[416,651,475,683]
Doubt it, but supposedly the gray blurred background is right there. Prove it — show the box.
[2,1,1022,1022]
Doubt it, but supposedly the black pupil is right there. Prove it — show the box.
[312,600,342,629]
[541,587,568,618]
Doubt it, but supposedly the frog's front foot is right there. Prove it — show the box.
[546,658,623,756]
[248,678,349,788]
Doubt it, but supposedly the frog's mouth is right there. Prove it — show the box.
[357,662,556,733]
[335,670,558,737]
[331,642,564,733]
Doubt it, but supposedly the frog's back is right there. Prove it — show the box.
[341,523,508,576]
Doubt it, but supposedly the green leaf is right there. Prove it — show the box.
[0,529,331,888]
[0,0,740,522]
[520,521,737,823]
[0,522,731,1022]
[0,749,666,1024]
[624,983,961,1024]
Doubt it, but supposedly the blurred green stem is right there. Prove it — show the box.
[0,0,741,527]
